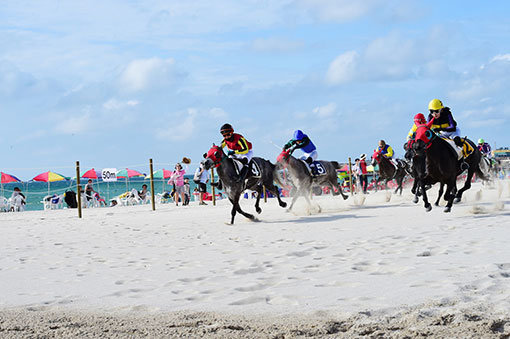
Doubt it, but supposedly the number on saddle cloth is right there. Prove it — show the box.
[311,161,326,176]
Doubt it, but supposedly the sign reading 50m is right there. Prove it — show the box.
[102,168,117,182]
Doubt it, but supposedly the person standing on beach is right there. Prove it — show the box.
[194,162,210,205]
[183,178,191,206]
[359,154,368,194]
[168,163,187,206]
[85,179,96,202]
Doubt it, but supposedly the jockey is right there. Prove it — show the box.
[376,140,397,167]
[477,138,492,158]
[407,113,429,141]
[220,123,253,182]
[427,99,469,170]
[283,130,319,176]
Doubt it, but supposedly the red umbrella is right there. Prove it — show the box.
[82,168,101,179]
[337,164,350,172]
[1,172,21,184]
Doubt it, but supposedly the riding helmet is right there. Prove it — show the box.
[428,99,444,111]
[478,138,484,144]
[220,123,234,134]
[414,113,426,124]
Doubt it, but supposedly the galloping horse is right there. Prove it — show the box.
[434,139,490,205]
[275,150,348,212]
[201,145,287,224]
[371,150,409,195]
[409,124,459,212]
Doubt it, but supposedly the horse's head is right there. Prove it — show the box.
[202,144,224,170]
[412,138,427,157]
[371,149,381,165]
[277,150,291,164]
[414,124,435,149]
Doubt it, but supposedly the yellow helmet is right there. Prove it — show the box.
[428,99,444,111]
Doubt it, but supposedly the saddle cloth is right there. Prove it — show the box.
[232,159,262,178]
[300,160,327,176]
[440,137,473,160]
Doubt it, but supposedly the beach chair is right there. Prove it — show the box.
[8,195,26,212]
[0,196,8,212]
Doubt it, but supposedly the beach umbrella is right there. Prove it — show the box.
[117,168,144,192]
[1,172,21,184]
[117,168,144,178]
[337,164,350,172]
[146,169,172,179]
[1,172,21,196]
[82,168,101,180]
[32,171,69,195]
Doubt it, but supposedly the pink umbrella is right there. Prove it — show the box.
[1,172,21,184]
[117,168,144,178]
[82,168,101,179]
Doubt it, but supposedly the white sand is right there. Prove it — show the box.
[1,180,509,337]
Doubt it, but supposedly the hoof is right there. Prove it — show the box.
[280,202,287,208]
[444,207,451,213]
[434,202,439,207]
[413,197,419,204]
[256,207,262,214]
[454,197,461,203]
[342,195,348,200]
[425,205,432,212]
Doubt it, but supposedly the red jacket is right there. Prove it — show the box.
[221,133,252,154]
[359,159,368,175]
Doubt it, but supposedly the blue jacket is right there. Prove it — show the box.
[284,130,316,153]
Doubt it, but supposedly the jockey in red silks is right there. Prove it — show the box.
[219,123,253,182]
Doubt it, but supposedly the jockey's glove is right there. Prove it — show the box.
[227,150,235,156]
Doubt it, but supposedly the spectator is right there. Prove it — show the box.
[168,163,187,206]
[84,179,96,202]
[194,163,210,205]
[359,154,368,194]
[183,178,191,206]
[10,187,26,211]
[138,184,148,201]
[352,158,361,193]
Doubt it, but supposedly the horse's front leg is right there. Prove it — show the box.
[420,179,432,211]
[435,182,444,206]
[229,197,237,224]
[254,185,262,214]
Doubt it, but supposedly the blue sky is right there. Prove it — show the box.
[1,0,509,179]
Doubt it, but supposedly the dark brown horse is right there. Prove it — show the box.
[371,150,409,195]
[201,145,286,224]
[409,125,458,212]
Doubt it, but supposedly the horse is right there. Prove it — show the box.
[275,150,348,212]
[434,140,490,206]
[371,150,409,195]
[201,145,287,224]
[409,124,459,212]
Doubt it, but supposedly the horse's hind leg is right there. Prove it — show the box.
[236,201,255,221]
[455,168,474,203]
[435,182,444,206]
[444,180,457,213]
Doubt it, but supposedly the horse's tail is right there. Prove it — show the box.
[331,161,342,170]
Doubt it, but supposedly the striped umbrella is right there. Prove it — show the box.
[1,172,21,184]
[32,171,69,195]
[145,169,172,180]
[117,168,144,178]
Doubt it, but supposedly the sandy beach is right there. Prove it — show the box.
[1,180,509,337]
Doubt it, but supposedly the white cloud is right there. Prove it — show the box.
[103,98,140,110]
[119,57,176,92]
[490,54,510,63]
[54,111,92,135]
[293,0,382,23]
[326,51,359,85]
[209,107,228,118]
[312,102,337,118]
[155,108,197,141]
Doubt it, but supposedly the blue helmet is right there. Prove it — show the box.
[293,130,305,140]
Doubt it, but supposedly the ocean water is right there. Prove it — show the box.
[0,175,211,211]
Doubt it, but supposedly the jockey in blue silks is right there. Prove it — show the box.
[283,130,319,176]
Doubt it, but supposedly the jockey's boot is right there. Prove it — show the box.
[237,165,249,183]
[211,180,223,190]
[454,136,469,171]
[309,164,319,177]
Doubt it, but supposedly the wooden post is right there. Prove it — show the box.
[149,159,156,211]
[263,185,267,203]
[76,161,82,218]
[348,157,353,196]
[211,168,216,206]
